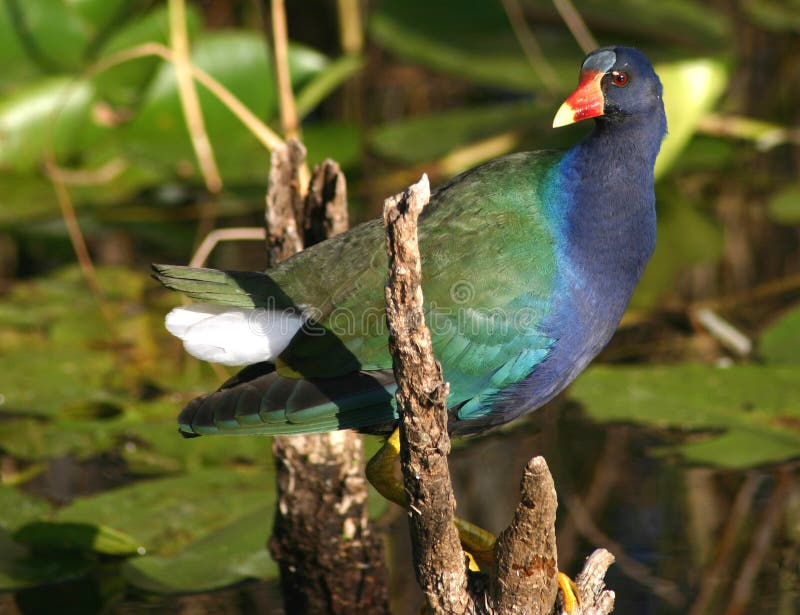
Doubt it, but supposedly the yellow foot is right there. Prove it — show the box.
[558,571,580,613]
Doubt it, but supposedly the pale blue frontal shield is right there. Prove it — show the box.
[582,49,616,74]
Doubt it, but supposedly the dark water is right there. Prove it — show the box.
[5,402,796,615]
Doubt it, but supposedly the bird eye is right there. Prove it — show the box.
[611,71,629,87]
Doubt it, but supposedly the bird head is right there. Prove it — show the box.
[552,46,664,128]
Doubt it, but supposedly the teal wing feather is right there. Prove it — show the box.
[155,151,563,432]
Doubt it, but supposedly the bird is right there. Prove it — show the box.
[154,45,665,609]
[154,46,666,445]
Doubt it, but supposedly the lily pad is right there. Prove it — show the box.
[571,363,800,468]
[0,530,92,591]
[123,506,277,593]
[0,487,89,591]
[54,468,274,556]
[13,521,143,556]
[761,306,800,364]
[0,486,51,532]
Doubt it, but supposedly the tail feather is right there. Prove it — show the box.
[178,363,398,436]
[152,264,292,309]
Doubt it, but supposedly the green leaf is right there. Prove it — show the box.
[303,121,364,170]
[123,506,277,593]
[13,521,144,556]
[370,102,544,165]
[655,59,728,178]
[68,0,133,30]
[571,364,800,468]
[767,185,800,224]
[121,31,328,182]
[369,1,568,92]
[0,0,91,74]
[761,306,800,364]
[370,0,730,92]
[0,487,89,590]
[296,54,365,119]
[0,529,92,591]
[0,486,51,533]
[93,5,201,106]
[0,77,107,171]
[54,468,274,556]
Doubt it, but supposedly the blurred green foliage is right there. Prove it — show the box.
[0,0,798,607]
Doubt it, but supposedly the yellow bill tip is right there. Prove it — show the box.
[552,101,577,128]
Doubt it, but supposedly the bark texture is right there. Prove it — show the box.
[492,456,559,614]
[383,175,473,613]
[266,141,390,614]
[567,549,616,615]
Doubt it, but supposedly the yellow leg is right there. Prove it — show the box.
[366,427,580,611]
[558,572,580,612]
[365,427,406,507]
[366,427,497,570]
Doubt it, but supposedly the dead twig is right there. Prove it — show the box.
[552,0,597,54]
[384,175,473,613]
[501,0,560,93]
[168,0,222,194]
[570,549,616,615]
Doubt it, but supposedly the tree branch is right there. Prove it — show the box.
[267,141,390,614]
[383,175,473,613]
[492,456,559,613]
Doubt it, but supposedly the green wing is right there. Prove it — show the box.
[155,151,562,431]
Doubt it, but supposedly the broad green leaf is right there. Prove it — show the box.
[93,5,201,106]
[115,404,273,473]
[761,306,800,364]
[0,77,108,171]
[0,266,134,417]
[767,185,800,224]
[0,486,51,532]
[370,102,545,165]
[52,468,272,558]
[303,121,363,170]
[571,364,800,468]
[0,338,116,418]
[370,0,730,92]
[69,0,134,30]
[14,521,144,556]
[122,31,328,182]
[0,487,87,591]
[369,1,571,92]
[0,0,90,73]
[0,419,119,461]
[0,172,60,224]
[123,506,277,593]
[655,59,728,178]
[0,530,92,591]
